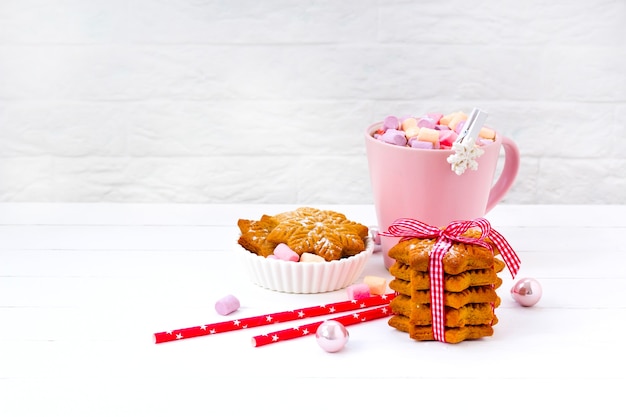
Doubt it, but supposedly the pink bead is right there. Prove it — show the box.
[273,243,299,262]
[369,226,381,245]
[316,320,349,353]
[511,278,542,307]
[369,226,382,253]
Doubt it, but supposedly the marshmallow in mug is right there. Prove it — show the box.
[373,111,497,150]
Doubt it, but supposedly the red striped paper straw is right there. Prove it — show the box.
[251,304,393,347]
[154,293,396,344]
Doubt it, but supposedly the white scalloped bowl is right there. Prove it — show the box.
[236,238,374,294]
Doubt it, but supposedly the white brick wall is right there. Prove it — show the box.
[1,0,625,204]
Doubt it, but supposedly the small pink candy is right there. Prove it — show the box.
[382,115,400,130]
[416,117,436,129]
[439,129,458,148]
[369,226,381,245]
[381,129,407,146]
[409,139,433,149]
[273,243,299,262]
[346,283,371,300]
[454,120,466,134]
[427,112,443,123]
[215,294,240,316]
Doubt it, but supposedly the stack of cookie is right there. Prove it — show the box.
[387,233,505,343]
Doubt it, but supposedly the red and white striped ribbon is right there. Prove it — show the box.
[381,217,520,343]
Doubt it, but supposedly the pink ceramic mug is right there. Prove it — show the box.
[365,122,520,269]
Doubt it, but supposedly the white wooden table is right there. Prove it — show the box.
[1,203,625,416]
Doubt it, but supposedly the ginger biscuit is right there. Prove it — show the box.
[266,207,368,261]
[388,315,496,343]
[385,229,512,343]
[387,232,500,275]
[390,295,498,327]
[237,207,368,261]
[237,215,279,257]
[389,262,503,292]
[389,282,502,309]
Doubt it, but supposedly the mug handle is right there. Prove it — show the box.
[485,136,520,213]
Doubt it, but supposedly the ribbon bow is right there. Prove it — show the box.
[381,218,520,343]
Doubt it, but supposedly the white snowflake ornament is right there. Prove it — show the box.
[447,108,488,176]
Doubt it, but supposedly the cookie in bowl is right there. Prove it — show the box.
[236,207,373,293]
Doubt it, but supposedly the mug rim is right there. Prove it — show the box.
[365,121,502,153]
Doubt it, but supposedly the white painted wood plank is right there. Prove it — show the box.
[0,224,239,250]
[1,307,623,380]
[0,376,621,416]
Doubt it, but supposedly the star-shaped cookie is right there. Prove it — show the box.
[387,229,500,275]
[266,207,368,261]
[237,214,279,257]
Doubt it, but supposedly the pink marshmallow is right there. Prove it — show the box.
[215,294,240,316]
[409,139,433,149]
[427,112,443,123]
[438,130,458,148]
[416,117,436,129]
[382,115,400,130]
[273,243,299,262]
[346,283,371,300]
[381,129,407,146]
[369,227,381,245]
